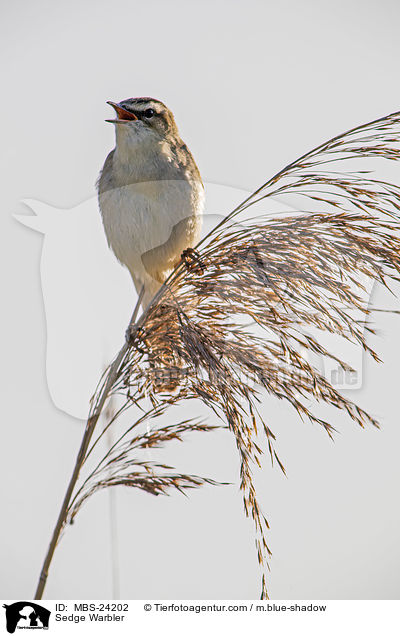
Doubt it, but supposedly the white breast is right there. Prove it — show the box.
[99,167,204,304]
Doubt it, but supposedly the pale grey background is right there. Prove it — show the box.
[1,0,400,599]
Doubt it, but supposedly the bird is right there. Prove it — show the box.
[97,97,204,311]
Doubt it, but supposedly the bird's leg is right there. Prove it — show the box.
[125,285,145,343]
[181,247,206,275]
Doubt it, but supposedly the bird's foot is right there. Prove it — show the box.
[125,324,136,344]
[181,247,205,275]
[125,323,144,345]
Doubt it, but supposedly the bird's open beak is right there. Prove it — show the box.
[105,101,138,123]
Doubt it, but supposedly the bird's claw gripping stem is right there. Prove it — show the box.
[181,247,206,274]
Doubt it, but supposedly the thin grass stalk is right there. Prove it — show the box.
[34,297,144,599]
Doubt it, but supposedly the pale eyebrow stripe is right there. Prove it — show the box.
[134,104,162,114]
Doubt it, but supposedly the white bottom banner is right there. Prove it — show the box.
[1,600,398,635]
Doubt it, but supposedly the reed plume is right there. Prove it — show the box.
[35,110,400,600]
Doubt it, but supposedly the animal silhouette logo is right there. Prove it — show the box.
[2,602,50,633]
[14,184,366,419]
[13,184,274,418]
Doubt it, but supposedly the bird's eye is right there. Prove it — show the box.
[143,108,155,118]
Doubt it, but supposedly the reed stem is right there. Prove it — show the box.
[34,288,144,599]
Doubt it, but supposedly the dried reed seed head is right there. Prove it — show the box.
[74,109,400,599]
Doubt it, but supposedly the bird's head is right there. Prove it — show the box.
[106,97,180,147]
